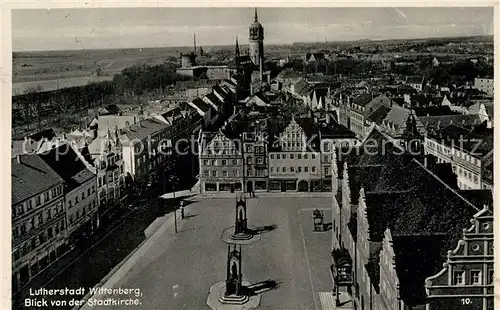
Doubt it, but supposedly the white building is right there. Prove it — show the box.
[474,77,494,96]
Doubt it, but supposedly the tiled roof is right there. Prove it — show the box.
[12,155,64,205]
[413,105,458,117]
[122,118,170,141]
[38,144,94,192]
[352,93,372,107]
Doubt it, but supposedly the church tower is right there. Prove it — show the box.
[249,8,264,67]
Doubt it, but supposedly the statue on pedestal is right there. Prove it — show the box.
[224,244,243,296]
[234,196,248,235]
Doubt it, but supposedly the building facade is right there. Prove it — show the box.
[12,155,67,292]
[199,131,244,193]
[268,118,321,192]
[120,119,171,187]
[39,144,99,245]
[425,205,494,310]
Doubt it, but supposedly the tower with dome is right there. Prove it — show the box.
[248,8,264,67]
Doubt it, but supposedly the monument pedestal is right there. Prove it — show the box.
[206,281,261,310]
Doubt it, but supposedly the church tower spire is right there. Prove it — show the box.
[249,8,264,67]
[235,36,240,58]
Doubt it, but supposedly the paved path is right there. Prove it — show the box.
[80,196,333,310]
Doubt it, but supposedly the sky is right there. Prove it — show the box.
[12,7,494,52]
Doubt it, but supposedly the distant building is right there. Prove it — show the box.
[12,155,66,292]
[424,122,493,190]
[349,94,393,139]
[474,77,494,96]
[119,119,171,186]
[405,76,425,92]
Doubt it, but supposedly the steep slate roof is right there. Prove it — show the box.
[318,123,356,139]
[39,144,95,192]
[393,234,449,306]
[367,105,391,125]
[458,189,493,209]
[191,98,212,113]
[12,155,64,205]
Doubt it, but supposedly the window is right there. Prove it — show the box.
[312,154,316,159]
[290,154,294,159]
[471,270,481,285]
[488,270,494,284]
[44,192,49,202]
[312,167,316,173]
[87,188,91,196]
[325,167,330,175]
[291,167,295,172]
[204,170,209,177]
[232,159,238,165]
[271,154,275,159]
[298,154,302,159]
[304,154,308,159]
[35,196,41,206]
[203,160,208,165]
[282,167,286,172]
[222,160,227,166]
[305,167,309,172]
[223,170,228,177]
[277,154,281,159]
[298,167,302,172]
[453,271,465,285]
[211,159,216,166]
[75,196,79,203]
[212,171,217,177]
[282,154,287,160]
[270,167,274,173]
[257,157,263,164]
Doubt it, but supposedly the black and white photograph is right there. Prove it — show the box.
[8,5,495,310]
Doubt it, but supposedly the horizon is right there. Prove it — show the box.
[12,7,494,52]
[12,34,495,54]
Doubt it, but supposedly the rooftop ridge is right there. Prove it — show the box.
[412,159,480,212]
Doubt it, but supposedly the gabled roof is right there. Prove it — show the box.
[39,144,95,192]
[12,155,64,204]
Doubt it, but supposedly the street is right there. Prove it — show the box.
[82,196,333,310]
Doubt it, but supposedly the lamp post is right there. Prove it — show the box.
[170,174,179,233]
